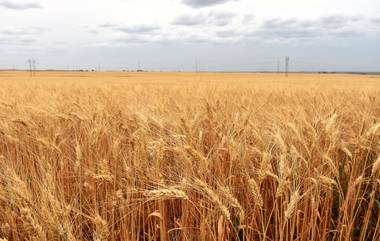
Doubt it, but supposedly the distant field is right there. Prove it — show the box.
[1,71,380,89]
[0,71,379,241]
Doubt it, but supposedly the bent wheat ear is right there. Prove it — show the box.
[145,187,188,200]
[248,179,263,208]
[218,185,245,221]
[193,179,231,221]
[285,191,300,219]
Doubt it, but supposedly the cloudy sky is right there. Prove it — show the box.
[0,0,379,71]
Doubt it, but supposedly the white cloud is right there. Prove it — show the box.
[181,0,238,8]
[117,25,160,34]
[0,1,42,10]
[172,11,236,26]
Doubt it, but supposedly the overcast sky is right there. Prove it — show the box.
[0,0,379,71]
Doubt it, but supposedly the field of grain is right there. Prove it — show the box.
[0,71,379,241]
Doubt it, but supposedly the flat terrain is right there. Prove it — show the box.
[0,71,379,241]
[1,71,380,89]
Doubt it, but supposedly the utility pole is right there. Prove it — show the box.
[285,56,290,77]
[28,59,33,77]
[32,60,36,76]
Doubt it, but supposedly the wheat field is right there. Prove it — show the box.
[0,71,379,241]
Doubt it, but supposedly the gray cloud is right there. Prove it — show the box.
[172,13,207,26]
[372,18,380,23]
[0,36,37,46]
[0,1,42,10]
[172,11,236,26]
[114,35,177,45]
[215,29,238,37]
[253,15,364,40]
[254,28,317,39]
[114,31,238,45]
[319,14,362,28]
[241,14,255,24]
[95,13,368,48]
[334,30,364,37]
[261,14,362,30]
[99,23,118,28]
[261,18,299,29]
[211,11,236,26]
[117,24,160,34]
[181,0,237,8]
[255,18,317,39]
[181,34,239,44]
[112,14,365,46]
[115,36,151,44]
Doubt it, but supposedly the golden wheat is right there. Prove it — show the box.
[0,71,379,241]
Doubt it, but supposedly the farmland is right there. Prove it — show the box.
[0,71,379,241]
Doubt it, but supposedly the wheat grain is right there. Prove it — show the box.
[218,185,245,221]
[145,187,188,200]
[247,178,263,208]
[193,179,231,221]
[285,191,300,219]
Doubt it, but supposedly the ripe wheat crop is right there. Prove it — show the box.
[0,71,379,241]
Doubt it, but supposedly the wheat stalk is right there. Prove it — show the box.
[372,155,380,176]
[93,214,108,241]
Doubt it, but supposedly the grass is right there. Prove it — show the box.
[0,71,379,241]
